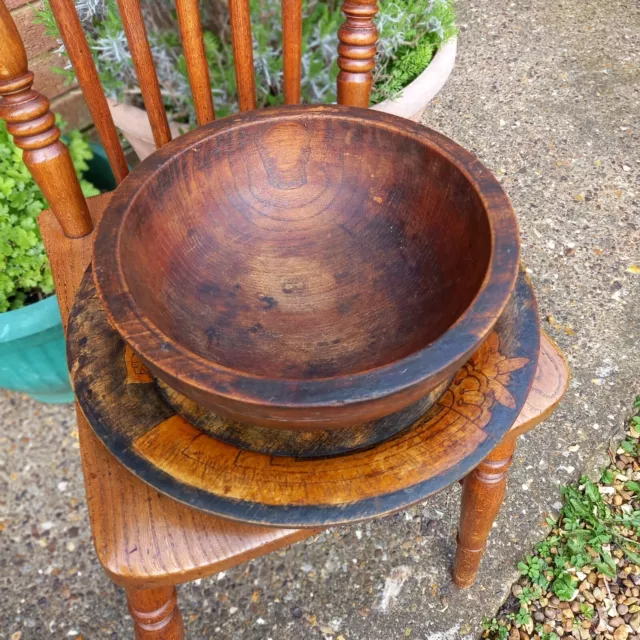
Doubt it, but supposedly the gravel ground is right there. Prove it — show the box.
[1,0,639,638]
[483,409,640,640]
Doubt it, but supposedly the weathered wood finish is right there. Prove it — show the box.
[48,0,129,183]
[156,375,451,458]
[40,191,567,612]
[175,0,215,125]
[92,105,521,431]
[509,331,570,438]
[40,198,317,593]
[453,434,516,587]
[3,0,567,623]
[68,265,539,527]
[228,0,257,111]
[452,328,570,588]
[115,0,172,148]
[337,0,379,107]
[282,0,302,104]
[0,0,92,237]
[126,586,184,639]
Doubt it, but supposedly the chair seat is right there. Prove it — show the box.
[39,194,569,588]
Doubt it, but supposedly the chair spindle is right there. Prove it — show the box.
[176,0,215,125]
[228,0,257,111]
[49,0,129,184]
[282,0,302,104]
[0,1,92,237]
[116,0,172,148]
[337,0,379,108]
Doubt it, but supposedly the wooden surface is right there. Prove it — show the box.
[282,0,302,104]
[337,0,379,107]
[41,193,567,587]
[49,0,129,184]
[68,264,540,527]
[176,0,215,125]
[228,0,257,111]
[453,433,516,587]
[0,1,92,238]
[115,0,171,148]
[126,586,184,639]
[40,195,316,589]
[156,375,451,458]
[509,332,570,438]
[453,329,570,587]
[16,1,568,603]
[92,105,521,431]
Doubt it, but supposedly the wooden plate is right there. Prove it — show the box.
[155,376,452,459]
[68,268,539,528]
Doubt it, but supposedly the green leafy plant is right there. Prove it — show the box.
[550,570,577,601]
[621,438,637,456]
[516,584,542,606]
[482,617,509,640]
[601,467,615,484]
[485,397,640,639]
[0,120,99,313]
[38,0,456,124]
[513,606,532,626]
[579,602,595,620]
[517,555,551,589]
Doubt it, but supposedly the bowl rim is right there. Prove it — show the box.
[93,104,520,411]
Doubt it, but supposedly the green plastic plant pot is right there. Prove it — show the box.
[84,140,119,191]
[0,294,74,403]
[0,141,119,404]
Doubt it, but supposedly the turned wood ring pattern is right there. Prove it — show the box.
[68,268,539,527]
[154,376,451,458]
[92,106,521,431]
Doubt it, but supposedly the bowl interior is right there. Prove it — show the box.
[118,115,492,379]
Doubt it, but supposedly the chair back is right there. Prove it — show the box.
[0,0,379,237]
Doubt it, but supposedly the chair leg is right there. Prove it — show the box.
[125,585,185,640]
[453,434,516,588]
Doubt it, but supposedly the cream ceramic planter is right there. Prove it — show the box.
[109,38,457,162]
[371,37,457,122]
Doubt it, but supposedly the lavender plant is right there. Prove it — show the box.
[38,0,456,125]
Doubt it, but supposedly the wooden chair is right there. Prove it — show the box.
[0,0,569,636]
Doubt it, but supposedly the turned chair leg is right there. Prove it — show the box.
[453,434,516,588]
[125,585,185,640]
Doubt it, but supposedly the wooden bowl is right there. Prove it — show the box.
[93,105,520,431]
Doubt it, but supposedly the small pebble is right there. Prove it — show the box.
[613,625,629,640]
[545,607,558,620]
